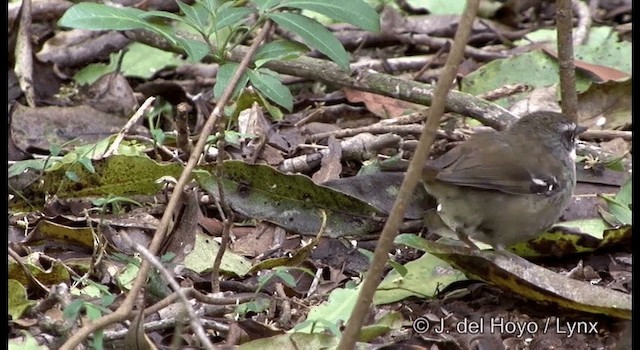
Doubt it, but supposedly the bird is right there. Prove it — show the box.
[422,111,586,250]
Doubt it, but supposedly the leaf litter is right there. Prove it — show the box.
[8,0,631,348]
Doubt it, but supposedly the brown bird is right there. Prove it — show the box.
[422,111,586,250]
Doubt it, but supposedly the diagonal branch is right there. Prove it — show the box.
[59,20,273,350]
[337,0,481,348]
[125,29,518,130]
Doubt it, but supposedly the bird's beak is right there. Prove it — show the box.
[576,125,588,134]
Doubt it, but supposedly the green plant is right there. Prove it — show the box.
[147,99,175,146]
[8,140,101,189]
[92,195,143,215]
[58,0,380,116]
[233,266,314,318]
[63,291,115,350]
[257,266,315,290]
[358,248,408,277]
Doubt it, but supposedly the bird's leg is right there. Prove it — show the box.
[455,231,480,250]
[426,209,481,250]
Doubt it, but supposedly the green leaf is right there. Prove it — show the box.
[295,285,360,334]
[63,299,85,320]
[77,157,95,174]
[254,39,308,67]
[194,161,384,237]
[92,196,143,208]
[252,0,283,12]
[143,10,184,22]
[150,128,166,145]
[84,303,103,320]
[515,27,631,75]
[375,238,468,304]
[174,36,210,62]
[65,170,80,182]
[92,330,105,350]
[41,156,183,199]
[600,178,632,225]
[357,248,374,263]
[411,0,467,15]
[615,177,632,207]
[8,159,49,178]
[461,50,593,108]
[279,0,380,32]
[60,4,182,50]
[9,330,48,350]
[213,62,250,101]
[215,7,255,29]
[120,42,185,79]
[177,1,211,33]
[50,144,62,157]
[73,63,113,85]
[604,157,626,172]
[101,293,117,307]
[275,270,297,287]
[268,12,349,70]
[198,0,224,13]
[247,69,294,111]
[8,280,36,320]
[183,232,253,275]
[388,260,408,277]
[256,91,284,120]
[224,130,254,147]
[58,3,150,30]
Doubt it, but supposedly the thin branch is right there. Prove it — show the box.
[119,232,213,349]
[8,248,50,294]
[337,0,481,348]
[580,129,632,141]
[556,0,579,120]
[59,19,274,350]
[103,96,155,158]
[14,0,35,107]
[412,45,447,80]
[572,0,592,45]
[123,135,183,164]
[308,124,445,142]
[125,29,518,129]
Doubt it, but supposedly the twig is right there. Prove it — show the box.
[572,0,591,45]
[556,0,579,120]
[175,102,193,158]
[308,124,446,142]
[337,0,481,348]
[580,129,632,141]
[119,231,213,348]
[412,45,447,80]
[398,33,507,61]
[104,317,180,341]
[210,173,232,293]
[102,97,156,158]
[476,84,529,101]
[126,29,518,129]
[279,133,401,173]
[123,134,183,164]
[275,283,291,326]
[209,18,264,288]
[103,314,229,341]
[191,289,263,305]
[59,19,273,350]
[138,288,261,319]
[14,0,35,107]
[8,248,50,294]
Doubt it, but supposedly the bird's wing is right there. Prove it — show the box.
[426,134,555,195]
